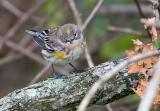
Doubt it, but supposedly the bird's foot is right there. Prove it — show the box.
[70,69,87,74]
[51,73,65,79]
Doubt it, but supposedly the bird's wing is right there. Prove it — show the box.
[26,27,64,52]
[42,27,66,51]
[26,29,47,50]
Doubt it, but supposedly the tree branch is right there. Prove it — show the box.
[137,60,160,111]
[77,50,160,111]
[0,59,144,111]
[98,4,153,16]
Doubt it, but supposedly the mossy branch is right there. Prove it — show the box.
[0,59,144,111]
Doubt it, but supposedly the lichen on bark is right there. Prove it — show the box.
[0,59,144,111]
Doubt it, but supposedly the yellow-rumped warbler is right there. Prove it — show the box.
[26,23,85,71]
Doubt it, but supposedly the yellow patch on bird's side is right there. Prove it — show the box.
[52,51,68,60]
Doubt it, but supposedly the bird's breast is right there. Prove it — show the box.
[41,40,84,64]
[64,39,81,49]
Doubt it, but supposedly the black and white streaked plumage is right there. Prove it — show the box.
[26,24,85,65]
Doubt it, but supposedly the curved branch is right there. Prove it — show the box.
[0,59,143,111]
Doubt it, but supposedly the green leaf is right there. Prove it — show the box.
[154,40,160,49]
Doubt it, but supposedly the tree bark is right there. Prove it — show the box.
[0,59,144,111]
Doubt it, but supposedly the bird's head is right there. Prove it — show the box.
[57,24,82,48]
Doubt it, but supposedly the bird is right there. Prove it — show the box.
[26,23,85,73]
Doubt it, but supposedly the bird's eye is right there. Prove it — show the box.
[74,33,77,37]
[74,32,81,39]
[74,32,79,38]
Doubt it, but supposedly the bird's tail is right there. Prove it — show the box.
[25,28,56,52]
[25,29,39,36]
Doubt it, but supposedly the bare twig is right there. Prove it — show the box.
[29,64,51,85]
[84,46,94,67]
[28,1,65,85]
[1,0,40,23]
[81,0,104,68]
[134,0,146,18]
[68,0,112,110]
[77,50,160,111]
[134,0,156,40]
[18,3,59,50]
[0,53,21,65]
[0,0,47,49]
[81,0,104,31]
[68,0,104,68]
[0,21,44,65]
[136,0,158,40]
[148,0,159,20]
[106,104,113,111]
[0,1,62,66]
[67,0,95,68]
[21,0,62,48]
[98,4,153,16]
[67,0,82,27]
[107,25,144,36]
[0,36,46,65]
[1,0,22,18]
[137,60,160,111]
[67,0,93,70]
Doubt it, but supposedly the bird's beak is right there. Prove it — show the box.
[66,36,75,44]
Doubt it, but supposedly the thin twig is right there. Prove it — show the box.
[18,2,59,50]
[148,0,159,20]
[0,53,21,65]
[84,46,94,67]
[68,0,103,68]
[1,0,40,23]
[1,0,22,17]
[0,36,46,66]
[134,0,146,18]
[28,1,65,85]
[98,4,153,16]
[81,0,104,31]
[67,0,82,27]
[21,0,62,47]
[67,0,112,110]
[29,64,51,85]
[135,0,155,39]
[106,104,113,111]
[107,25,144,36]
[81,0,104,68]
[0,0,47,49]
[137,60,160,111]
[67,0,94,68]
[77,50,160,111]
[0,1,62,66]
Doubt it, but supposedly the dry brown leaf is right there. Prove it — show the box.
[141,18,158,41]
[141,18,155,29]
[132,74,148,97]
[127,39,159,109]
[132,39,143,52]
[133,39,143,46]
[153,92,160,109]
[128,64,142,73]
[126,50,136,57]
